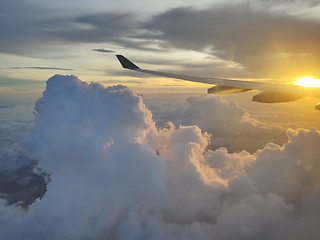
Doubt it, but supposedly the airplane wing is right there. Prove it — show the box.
[116,55,320,106]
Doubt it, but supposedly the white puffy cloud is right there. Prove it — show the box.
[247,128,320,204]
[179,94,287,153]
[0,75,319,240]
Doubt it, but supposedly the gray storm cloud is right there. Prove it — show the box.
[1,75,320,239]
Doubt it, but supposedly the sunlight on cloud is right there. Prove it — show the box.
[293,76,320,87]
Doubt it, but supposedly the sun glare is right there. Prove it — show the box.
[293,76,320,87]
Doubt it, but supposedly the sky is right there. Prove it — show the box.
[1,0,320,103]
[1,1,320,239]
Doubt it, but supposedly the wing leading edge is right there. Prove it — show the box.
[116,55,320,106]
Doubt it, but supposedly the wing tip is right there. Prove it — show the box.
[116,55,140,70]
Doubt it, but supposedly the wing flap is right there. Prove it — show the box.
[207,86,252,95]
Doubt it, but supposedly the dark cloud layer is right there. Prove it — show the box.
[252,0,320,8]
[52,12,137,44]
[0,107,48,207]
[9,67,74,71]
[0,2,152,56]
[142,5,320,77]
[92,48,115,53]
[0,163,48,207]
[77,12,135,30]
[0,1,70,56]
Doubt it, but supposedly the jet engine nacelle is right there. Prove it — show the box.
[252,92,303,103]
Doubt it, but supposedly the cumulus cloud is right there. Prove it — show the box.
[247,128,320,204]
[0,75,319,240]
[166,94,287,153]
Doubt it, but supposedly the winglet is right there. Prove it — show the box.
[116,55,140,69]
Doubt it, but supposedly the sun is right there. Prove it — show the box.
[293,76,320,87]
